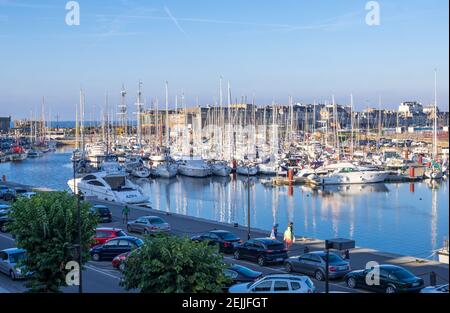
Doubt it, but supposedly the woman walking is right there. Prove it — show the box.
[283,222,295,250]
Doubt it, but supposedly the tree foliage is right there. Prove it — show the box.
[8,191,97,292]
[120,235,231,293]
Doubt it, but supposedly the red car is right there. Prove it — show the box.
[112,251,131,271]
[92,228,127,247]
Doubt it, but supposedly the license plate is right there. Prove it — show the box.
[338,266,347,271]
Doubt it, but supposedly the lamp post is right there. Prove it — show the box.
[72,151,83,293]
[247,169,251,240]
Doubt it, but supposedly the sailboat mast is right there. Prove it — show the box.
[433,69,438,159]
[165,81,170,148]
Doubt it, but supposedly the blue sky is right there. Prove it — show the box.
[0,0,448,119]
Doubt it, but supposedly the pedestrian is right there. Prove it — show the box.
[283,223,295,250]
[269,224,278,239]
[344,249,350,260]
[304,245,310,253]
[122,205,130,225]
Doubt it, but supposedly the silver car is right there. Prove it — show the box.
[284,251,351,281]
[0,248,31,280]
[127,216,171,235]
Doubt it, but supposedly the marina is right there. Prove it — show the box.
[0,147,448,259]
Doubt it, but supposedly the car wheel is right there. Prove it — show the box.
[144,229,149,235]
[119,263,126,272]
[385,285,397,294]
[127,225,132,233]
[285,263,293,273]
[92,253,101,262]
[315,270,324,281]
[346,277,357,289]
[0,225,7,233]
[9,270,16,280]
[233,250,240,260]
[257,256,266,266]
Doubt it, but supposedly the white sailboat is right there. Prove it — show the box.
[177,157,212,178]
[425,70,443,180]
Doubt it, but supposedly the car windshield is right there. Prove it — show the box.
[9,252,26,264]
[96,207,110,214]
[232,265,260,277]
[149,218,164,225]
[218,232,238,240]
[265,243,284,250]
[321,253,343,263]
[392,268,415,280]
[116,230,127,237]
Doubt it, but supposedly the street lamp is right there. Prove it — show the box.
[324,238,355,294]
[247,169,250,240]
[72,151,83,293]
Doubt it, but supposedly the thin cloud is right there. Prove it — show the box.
[164,6,188,38]
[0,0,56,9]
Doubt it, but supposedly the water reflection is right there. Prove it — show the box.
[0,149,448,258]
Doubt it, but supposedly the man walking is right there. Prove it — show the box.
[122,205,130,225]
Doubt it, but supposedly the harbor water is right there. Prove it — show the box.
[0,147,448,259]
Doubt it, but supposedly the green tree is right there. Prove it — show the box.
[120,235,231,293]
[8,191,97,292]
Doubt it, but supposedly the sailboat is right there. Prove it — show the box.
[425,70,443,180]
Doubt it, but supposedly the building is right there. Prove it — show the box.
[398,101,423,117]
[0,116,11,133]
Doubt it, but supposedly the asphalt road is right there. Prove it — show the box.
[0,194,448,293]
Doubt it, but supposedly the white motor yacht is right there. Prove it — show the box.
[152,162,179,178]
[311,162,389,185]
[67,171,149,204]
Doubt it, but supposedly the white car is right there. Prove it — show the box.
[228,274,316,293]
[420,284,449,293]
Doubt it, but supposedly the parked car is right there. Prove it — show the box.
[224,264,262,286]
[90,236,143,261]
[284,251,351,281]
[345,264,425,293]
[112,249,141,271]
[420,284,449,293]
[17,191,37,199]
[228,274,316,293]
[127,216,170,235]
[191,230,242,254]
[0,248,31,280]
[233,238,288,266]
[89,205,113,223]
[0,206,12,233]
[0,185,16,201]
[92,227,127,246]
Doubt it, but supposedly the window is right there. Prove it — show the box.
[223,269,238,279]
[116,231,127,237]
[273,281,289,292]
[291,282,302,291]
[309,255,322,263]
[218,232,238,241]
[104,240,118,247]
[118,240,132,248]
[0,252,7,261]
[252,280,273,292]
[209,233,219,240]
[96,231,109,238]
[149,218,165,225]
[87,181,105,187]
[82,175,97,181]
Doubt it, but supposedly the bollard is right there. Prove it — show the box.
[288,169,294,182]
[288,185,294,196]
[430,271,437,286]
[418,155,423,165]
[409,183,415,193]
[409,167,415,178]
[1,175,5,182]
